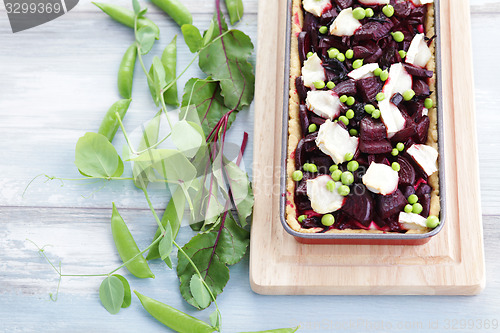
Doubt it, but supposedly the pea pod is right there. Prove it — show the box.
[224,0,244,25]
[151,0,192,27]
[92,2,160,39]
[134,291,215,333]
[118,43,137,99]
[162,36,179,106]
[98,99,132,142]
[111,203,154,279]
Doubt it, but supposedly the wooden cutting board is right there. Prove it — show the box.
[249,0,485,295]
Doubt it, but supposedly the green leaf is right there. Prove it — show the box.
[112,274,131,308]
[75,132,123,178]
[171,120,204,158]
[159,223,173,261]
[181,78,234,138]
[209,309,220,330]
[133,112,162,190]
[132,0,141,14]
[189,275,211,309]
[136,25,156,55]
[199,15,255,110]
[99,276,125,314]
[162,36,179,106]
[224,0,244,25]
[203,20,216,46]
[177,213,249,309]
[181,24,203,53]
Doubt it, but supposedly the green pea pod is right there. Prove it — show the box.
[98,99,132,142]
[162,36,179,106]
[224,0,244,25]
[238,328,300,333]
[151,0,192,27]
[93,2,160,39]
[118,43,137,99]
[111,203,154,279]
[134,291,215,333]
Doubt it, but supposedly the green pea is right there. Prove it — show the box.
[412,203,423,214]
[404,204,413,213]
[383,4,394,18]
[403,89,415,101]
[327,81,336,89]
[346,96,355,106]
[408,194,419,205]
[337,53,346,62]
[352,7,366,20]
[314,80,325,89]
[337,185,350,196]
[391,148,399,156]
[391,162,400,172]
[308,124,318,133]
[331,169,342,181]
[329,164,339,173]
[376,92,385,101]
[339,116,349,125]
[374,68,382,77]
[319,26,328,34]
[345,49,354,59]
[424,98,434,109]
[396,142,405,151]
[346,109,355,119]
[328,48,340,59]
[292,170,303,181]
[392,31,405,43]
[399,50,407,59]
[352,59,364,69]
[380,70,389,81]
[326,180,336,192]
[308,163,318,173]
[426,215,440,228]
[345,152,354,161]
[340,95,348,103]
[341,171,354,185]
[307,51,314,58]
[365,8,374,18]
[349,129,358,136]
[298,215,307,223]
[364,104,375,114]
[321,214,335,226]
[371,109,381,119]
[303,163,311,172]
[347,160,359,172]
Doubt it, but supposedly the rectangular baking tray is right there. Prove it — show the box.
[279,0,446,245]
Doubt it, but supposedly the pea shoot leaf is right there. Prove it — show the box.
[171,120,204,158]
[224,0,244,25]
[189,275,211,309]
[99,275,125,314]
[199,14,255,110]
[182,24,203,53]
[75,132,123,178]
[132,0,141,14]
[136,25,156,55]
[210,309,221,331]
[112,274,131,308]
[177,213,249,309]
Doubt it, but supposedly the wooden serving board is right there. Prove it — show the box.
[249,0,485,295]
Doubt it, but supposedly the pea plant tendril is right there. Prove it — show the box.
[24,0,300,332]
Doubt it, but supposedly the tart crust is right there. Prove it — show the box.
[285,0,440,234]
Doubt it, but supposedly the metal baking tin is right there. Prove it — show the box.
[279,0,446,245]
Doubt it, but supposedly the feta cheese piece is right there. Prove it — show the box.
[422,108,429,116]
[407,144,438,176]
[362,162,399,195]
[316,120,359,164]
[399,212,428,231]
[302,53,326,88]
[358,0,389,4]
[306,175,345,214]
[379,98,406,138]
[306,90,342,120]
[347,63,380,80]
[330,8,362,37]
[383,63,413,97]
[302,0,332,17]
[406,33,432,68]
[410,0,434,6]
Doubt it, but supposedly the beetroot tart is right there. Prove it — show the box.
[285,0,442,236]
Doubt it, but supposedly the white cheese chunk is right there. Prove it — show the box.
[399,212,428,231]
[410,0,434,6]
[383,63,413,97]
[347,63,380,80]
[302,53,326,88]
[362,162,399,195]
[379,99,406,138]
[306,175,345,214]
[302,0,332,17]
[316,120,359,164]
[407,144,438,176]
[330,8,362,37]
[422,108,429,116]
[306,90,342,120]
[359,0,389,4]
[406,33,432,68]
